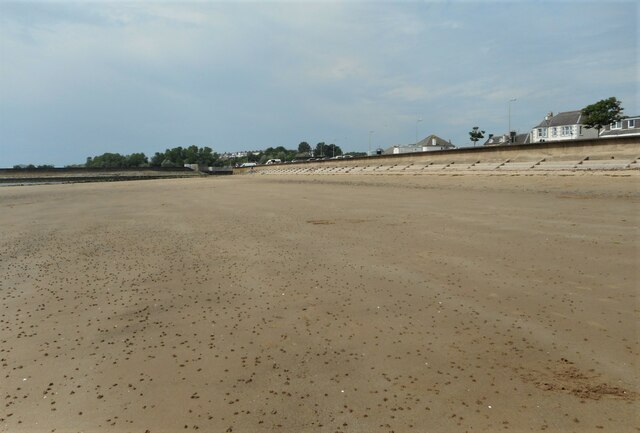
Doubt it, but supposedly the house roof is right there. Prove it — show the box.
[383,134,455,154]
[600,129,640,137]
[535,110,583,128]
[416,134,454,148]
[483,133,530,146]
[600,116,640,137]
[383,144,420,154]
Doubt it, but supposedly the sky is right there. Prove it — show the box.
[0,1,637,167]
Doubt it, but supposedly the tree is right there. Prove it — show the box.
[184,145,199,164]
[165,147,184,166]
[149,146,218,167]
[197,147,216,165]
[151,152,165,167]
[313,142,326,157]
[297,141,311,155]
[126,153,148,167]
[324,143,342,157]
[86,153,127,168]
[582,97,625,135]
[85,152,147,168]
[469,127,485,147]
[13,164,53,169]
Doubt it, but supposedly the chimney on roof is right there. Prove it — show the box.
[545,112,553,121]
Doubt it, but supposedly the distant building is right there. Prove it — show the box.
[484,132,531,146]
[384,135,455,155]
[219,150,261,160]
[599,115,640,138]
[184,163,209,172]
[530,111,598,143]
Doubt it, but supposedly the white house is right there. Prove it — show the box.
[530,111,598,143]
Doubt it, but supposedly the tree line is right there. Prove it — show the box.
[13,141,357,169]
[81,141,351,168]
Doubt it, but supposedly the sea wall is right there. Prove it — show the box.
[240,136,640,174]
[0,167,201,184]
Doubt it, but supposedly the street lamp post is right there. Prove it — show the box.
[368,130,374,156]
[416,118,422,146]
[508,98,517,140]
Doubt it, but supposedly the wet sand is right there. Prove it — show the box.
[1,173,638,432]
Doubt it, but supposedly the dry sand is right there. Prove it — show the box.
[1,173,638,432]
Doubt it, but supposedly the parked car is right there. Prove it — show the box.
[265,159,282,165]
[240,162,257,167]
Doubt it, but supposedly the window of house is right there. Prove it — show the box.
[562,126,572,136]
[537,128,547,138]
[611,121,622,129]
[628,119,636,128]
[551,127,557,137]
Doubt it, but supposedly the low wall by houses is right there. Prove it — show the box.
[237,136,640,174]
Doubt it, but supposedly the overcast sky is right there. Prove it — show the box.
[0,1,637,167]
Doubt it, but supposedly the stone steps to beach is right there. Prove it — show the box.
[465,160,509,171]
[403,164,429,172]
[533,160,583,170]
[498,160,541,170]
[359,165,381,173]
[250,153,640,175]
[386,164,413,173]
[576,159,636,170]
[426,162,453,170]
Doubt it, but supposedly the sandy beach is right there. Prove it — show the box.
[1,173,638,432]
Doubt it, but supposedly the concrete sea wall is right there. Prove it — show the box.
[0,167,201,185]
[241,136,640,174]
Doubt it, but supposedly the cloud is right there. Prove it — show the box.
[0,1,637,165]
[384,84,431,102]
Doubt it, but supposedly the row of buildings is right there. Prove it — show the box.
[385,109,640,155]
